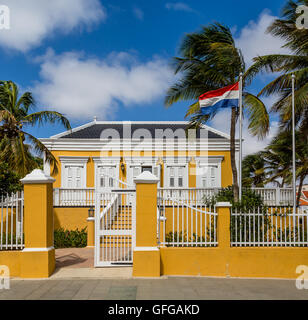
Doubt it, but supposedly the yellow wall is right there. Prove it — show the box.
[158,204,308,279]
[51,150,233,188]
[0,251,21,277]
[160,247,308,279]
[54,207,90,230]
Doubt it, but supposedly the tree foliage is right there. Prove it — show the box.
[0,162,22,198]
[0,81,71,177]
[165,23,270,201]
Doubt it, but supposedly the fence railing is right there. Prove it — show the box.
[53,187,294,207]
[252,188,293,206]
[0,192,24,251]
[54,188,95,206]
[157,193,218,247]
[158,188,220,205]
[159,187,293,206]
[231,206,308,247]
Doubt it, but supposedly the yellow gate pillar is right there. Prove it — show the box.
[133,171,160,277]
[216,202,232,250]
[87,218,95,248]
[20,169,56,278]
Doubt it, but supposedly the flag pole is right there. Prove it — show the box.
[292,74,296,214]
[239,73,243,201]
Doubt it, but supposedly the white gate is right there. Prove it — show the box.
[95,189,136,267]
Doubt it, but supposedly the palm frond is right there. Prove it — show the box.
[243,92,270,138]
[22,131,59,176]
[25,111,71,130]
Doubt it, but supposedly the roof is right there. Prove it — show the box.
[50,121,230,140]
[300,198,308,206]
[302,191,308,200]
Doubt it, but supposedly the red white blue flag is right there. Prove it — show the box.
[199,82,239,114]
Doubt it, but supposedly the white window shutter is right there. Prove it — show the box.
[153,165,161,187]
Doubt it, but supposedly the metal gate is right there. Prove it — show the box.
[94,189,136,267]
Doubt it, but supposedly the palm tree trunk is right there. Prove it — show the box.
[296,172,306,207]
[230,107,239,202]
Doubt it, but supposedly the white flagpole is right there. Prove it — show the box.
[239,73,243,201]
[292,74,296,213]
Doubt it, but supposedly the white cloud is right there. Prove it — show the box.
[0,0,106,52]
[32,50,172,120]
[210,109,279,157]
[165,2,194,12]
[235,11,289,66]
[133,6,144,20]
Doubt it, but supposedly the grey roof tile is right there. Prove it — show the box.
[59,123,227,140]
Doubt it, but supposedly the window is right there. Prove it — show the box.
[133,166,141,180]
[65,165,83,188]
[167,166,186,188]
[60,156,89,189]
[170,167,175,187]
[178,167,183,187]
[153,166,159,179]
[98,166,116,189]
[142,166,152,173]
[198,166,218,188]
[128,164,160,186]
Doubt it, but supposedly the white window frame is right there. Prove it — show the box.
[163,156,190,189]
[126,156,160,187]
[59,156,89,189]
[92,157,120,190]
[195,156,224,188]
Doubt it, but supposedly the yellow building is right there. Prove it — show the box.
[41,119,237,191]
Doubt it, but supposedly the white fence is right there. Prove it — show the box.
[231,206,308,247]
[252,188,293,206]
[157,190,218,247]
[54,188,95,206]
[53,187,294,207]
[158,188,220,205]
[159,187,293,206]
[0,192,24,251]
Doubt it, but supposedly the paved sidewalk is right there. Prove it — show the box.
[1,277,308,300]
[51,267,133,279]
[55,248,94,269]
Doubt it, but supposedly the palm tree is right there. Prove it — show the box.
[0,80,71,177]
[245,0,308,137]
[242,153,266,188]
[165,23,270,201]
[260,130,308,205]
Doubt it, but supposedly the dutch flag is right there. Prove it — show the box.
[199,82,239,114]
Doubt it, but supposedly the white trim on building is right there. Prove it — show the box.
[59,156,89,188]
[92,156,121,190]
[195,156,224,188]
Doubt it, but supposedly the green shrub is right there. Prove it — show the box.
[203,186,264,210]
[54,228,87,249]
[164,219,217,247]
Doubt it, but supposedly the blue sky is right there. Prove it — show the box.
[0,0,288,155]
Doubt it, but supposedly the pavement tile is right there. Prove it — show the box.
[1,276,308,300]
[25,280,61,300]
[72,280,100,300]
[105,286,137,300]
